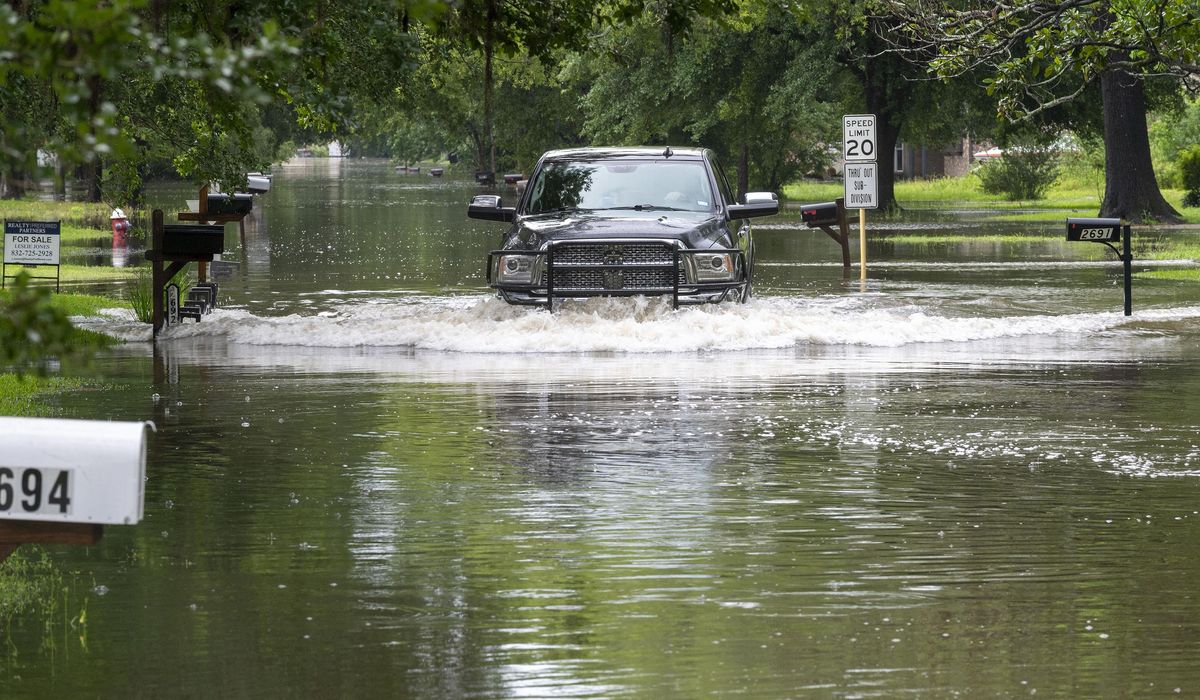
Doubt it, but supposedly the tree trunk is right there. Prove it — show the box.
[2,168,27,199]
[84,74,104,202]
[1099,68,1181,223]
[863,64,901,212]
[483,0,496,176]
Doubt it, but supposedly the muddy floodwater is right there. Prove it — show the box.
[6,159,1200,697]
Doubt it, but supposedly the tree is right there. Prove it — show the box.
[0,0,448,203]
[573,3,845,196]
[875,0,1195,222]
[0,0,296,201]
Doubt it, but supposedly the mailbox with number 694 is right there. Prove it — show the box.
[0,418,151,525]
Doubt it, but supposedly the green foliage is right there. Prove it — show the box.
[0,271,74,375]
[1149,99,1200,187]
[124,265,190,324]
[0,547,64,624]
[0,0,296,188]
[976,141,1061,201]
[572,5,845,194]
[1179,146,1200,207]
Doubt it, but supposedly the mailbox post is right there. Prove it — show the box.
[799,198,852,270]
[149,209,227,335]
[0,417,151,563]
[1066,217,1132,316]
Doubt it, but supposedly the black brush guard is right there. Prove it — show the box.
[487,241,746,310]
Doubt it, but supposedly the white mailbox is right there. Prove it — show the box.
[0,418,151,525]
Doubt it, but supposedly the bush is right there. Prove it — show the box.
[0,271,74,374]
[976,142,1061,201]
[125,266,191,323]
[1179,145,1200,207]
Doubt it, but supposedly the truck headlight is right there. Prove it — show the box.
[496,254,539,284]
[694,253,735,281]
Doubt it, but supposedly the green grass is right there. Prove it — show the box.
[0,286,120,354]
[882,234,1054,245]
[0,546,66,625]
[783,171,1200,224]
[0,198,112,229]
[1139,269,1200,281]
[0,374,89,416]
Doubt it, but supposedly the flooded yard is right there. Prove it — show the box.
[5,159,1200,697]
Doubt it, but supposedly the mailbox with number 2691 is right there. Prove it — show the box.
[1066,217,1132,316]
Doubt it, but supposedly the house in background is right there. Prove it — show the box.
[831,135,991,180]
[893,135,987,179]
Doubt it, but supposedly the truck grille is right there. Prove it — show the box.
[551,267,686,291]
[550,242,684,291]
[553,243,675,266]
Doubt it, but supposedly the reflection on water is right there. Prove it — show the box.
[8,159,1200,697]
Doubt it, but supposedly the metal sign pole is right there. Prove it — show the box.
[1123,224,1132,316]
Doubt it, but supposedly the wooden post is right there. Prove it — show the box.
[152,209,164,333]
[815,198,853,272]
[0,521,102,564]
[150,209,188,337]
[835,197,851,270]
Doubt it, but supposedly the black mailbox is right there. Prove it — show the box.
[1066,217,1122,242]
[800,201,839,227]
[161,224,224,259]
[475,171,495,185]
[206,193,253,217]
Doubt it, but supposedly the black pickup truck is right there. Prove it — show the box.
[468,147,779,308]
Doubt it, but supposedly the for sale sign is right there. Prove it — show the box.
[4,221,61,265]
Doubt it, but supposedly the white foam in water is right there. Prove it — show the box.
[76,296,1200,354]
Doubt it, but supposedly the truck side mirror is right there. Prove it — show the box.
[728,192,779,220]
[468,194,516,222]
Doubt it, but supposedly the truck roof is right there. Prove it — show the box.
[539,146,708,161]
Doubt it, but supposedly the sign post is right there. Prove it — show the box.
[843,115,877,281]
[3,220,62,291]
[166,283,180,327]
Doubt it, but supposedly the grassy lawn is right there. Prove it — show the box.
[783,171,1200,224]
[0,373,91,416]
[0,198,112,229]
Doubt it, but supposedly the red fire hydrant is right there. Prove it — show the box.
[110,208,130,246]
[110,208,131,266]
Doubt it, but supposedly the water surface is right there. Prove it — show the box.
[6,159,1200,697]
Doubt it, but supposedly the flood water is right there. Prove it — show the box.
[7,159,1200,697]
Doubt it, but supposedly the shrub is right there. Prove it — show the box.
[976,141,1061,201]
[1179,145,1200,207]
[125,266,191,323]
[0,271,74,374]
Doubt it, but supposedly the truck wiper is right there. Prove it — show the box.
[608,205,687,212]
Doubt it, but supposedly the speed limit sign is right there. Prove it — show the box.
[843,114,876,162]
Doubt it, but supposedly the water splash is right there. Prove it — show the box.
[76,296,1200,354]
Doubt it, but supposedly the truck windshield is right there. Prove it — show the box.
[525,160,715,215]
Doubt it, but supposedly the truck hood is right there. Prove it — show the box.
[508,210,727,250]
